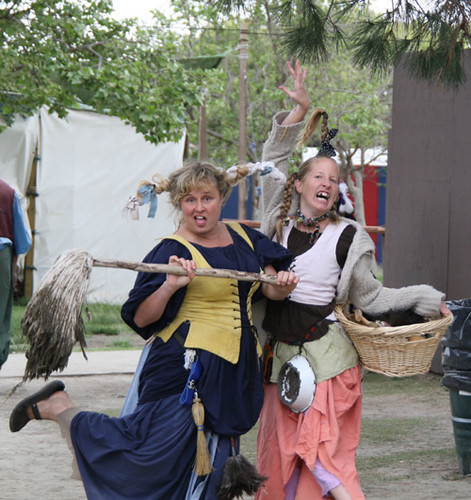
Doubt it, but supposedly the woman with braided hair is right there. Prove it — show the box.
[10,161,299,499]
[255,61,450,500]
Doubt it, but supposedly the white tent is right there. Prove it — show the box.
[303,147,388,166]
[0,107,185,303]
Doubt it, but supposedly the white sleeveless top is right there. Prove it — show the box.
[281,219,349,318]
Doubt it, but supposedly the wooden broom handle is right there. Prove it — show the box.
[92,258,279,284]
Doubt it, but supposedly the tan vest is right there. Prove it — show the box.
[155,223,262,364]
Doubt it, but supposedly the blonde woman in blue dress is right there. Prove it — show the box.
[10,161,299,500]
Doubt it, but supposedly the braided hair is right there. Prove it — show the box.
[275,171,297,242]
[136,161,251,220]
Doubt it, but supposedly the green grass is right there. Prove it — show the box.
[10,297,30,351]
[360,417,427,445]
[109,340,134,349]
[10,300,135,352]
[361,371,448,397]
[82,302,132,336]
[356,448,457,481]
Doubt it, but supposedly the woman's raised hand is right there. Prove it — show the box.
[279,60,310,111]
[279,60,311,125]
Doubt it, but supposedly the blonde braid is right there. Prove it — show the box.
[275,172,297,242]
[151,173,171,194]
[296,107,325,149]
[320,111,330,143]
[227,164,250,186]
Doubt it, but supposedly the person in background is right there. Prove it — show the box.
[10,161,298,500]
[0,179,31,369]
[256,61,450,500]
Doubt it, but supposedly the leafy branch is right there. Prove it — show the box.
[211,0,471,87]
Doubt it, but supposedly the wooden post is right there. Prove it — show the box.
[238,22,248,219]
[198,93,208,161]
[24,147,39,298]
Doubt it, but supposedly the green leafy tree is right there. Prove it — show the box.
[170,0,391,224]
[0,0,201,143]
[213,0,471,87]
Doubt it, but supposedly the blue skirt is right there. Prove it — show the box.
[71,393,233,500]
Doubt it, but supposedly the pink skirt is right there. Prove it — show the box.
[256,364,364,499]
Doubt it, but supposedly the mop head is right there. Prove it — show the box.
[217,453,267,500]
[21,249,93,381]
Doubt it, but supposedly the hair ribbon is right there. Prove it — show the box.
[319,128,338,157]
[137,184,158,218]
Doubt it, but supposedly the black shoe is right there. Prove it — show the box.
[9,380,65,432]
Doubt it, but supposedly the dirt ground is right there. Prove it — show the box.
[1,368,470,499]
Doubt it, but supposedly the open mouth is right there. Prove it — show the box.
[316,191,330,201]
[194,216,206,227]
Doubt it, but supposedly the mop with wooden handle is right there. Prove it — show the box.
[21,249,278,381]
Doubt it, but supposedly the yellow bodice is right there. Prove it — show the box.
[154,223,262,364]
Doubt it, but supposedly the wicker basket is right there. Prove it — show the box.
[334,305,453,377]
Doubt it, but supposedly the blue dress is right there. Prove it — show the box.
[69,224,293,500]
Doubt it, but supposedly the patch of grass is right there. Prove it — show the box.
[357,448,457,478]
[85,324,121,336]
[362,371,446,397]
[10,300,135,351]
[360,417,424,445]
[110,340,134,349]
[83,303,133,336]
[10,302,28,351]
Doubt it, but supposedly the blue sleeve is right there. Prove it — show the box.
[238,225,294,304]
[12,193,32,256]
[241,224,294,271]
[120,239,192,340]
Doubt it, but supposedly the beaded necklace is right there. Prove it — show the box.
[283,208,331,244]
[294,208,330,228]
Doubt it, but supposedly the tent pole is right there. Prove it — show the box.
[24,144,39,299]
